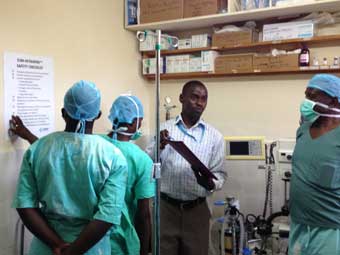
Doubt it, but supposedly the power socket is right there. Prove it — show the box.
[278,149,293,163]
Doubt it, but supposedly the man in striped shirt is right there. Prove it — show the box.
[147,80,227,255]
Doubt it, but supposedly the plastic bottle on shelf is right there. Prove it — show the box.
[323,57,328,65]
[320,57,329,70]
[299,46,310,67]
[333,56,339,66]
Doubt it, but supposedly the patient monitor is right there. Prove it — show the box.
[225,136,265,160]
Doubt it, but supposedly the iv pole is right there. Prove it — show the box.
[136,30,178,255]
[154,29,162,255]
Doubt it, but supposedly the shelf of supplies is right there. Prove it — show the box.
[142,47,214,58]
[126,0,340,32]
[142,34,340,58]
[144,68,340,80]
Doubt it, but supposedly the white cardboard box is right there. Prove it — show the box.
[166,55,193,73]
[201,50,219,72]
[263,20,314,41]
[142,58,164,74]
[178,39,192,49]
[139,31,176,51]
[179,55,192,73]
[191,34,211,48]
[190,57,202,72]
[166,56,176,73]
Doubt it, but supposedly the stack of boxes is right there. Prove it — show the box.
[142,58,165,75]
[144,51,218,74]
[262,20,314,41]
[142,32,216,74]
[137,0,278,24]
[139,0,225,24]
[140,5,339,75]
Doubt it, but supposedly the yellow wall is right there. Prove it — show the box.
[0,0,153,151]
[0,1,150,253]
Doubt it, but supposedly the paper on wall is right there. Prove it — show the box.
[4,52,55,140]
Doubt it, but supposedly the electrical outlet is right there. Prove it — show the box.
[278,149,293,163]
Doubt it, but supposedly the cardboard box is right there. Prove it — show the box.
[142,58,164,74]
[191,34,211,48]
[166,55,193,73]
[215,54,253,73]
[184,0,219,18]
[212,30,255,48]
[201,51,219,72]
[178,39,192,49]
[263,20,314,41]
[178,55,192,73]
[190,57,202,72]
[140,0,183,24]
[253,54,299,72]
[166,56,176,73]
[139,31,176,51]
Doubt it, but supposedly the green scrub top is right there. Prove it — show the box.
[101,135,155,255]
[289,219,340,255]
[290,123,340,229]
[12,132,128,255]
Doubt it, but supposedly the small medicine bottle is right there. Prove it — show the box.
[323,57,328,66]
[299,46,310,66]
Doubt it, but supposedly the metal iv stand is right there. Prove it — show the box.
[136,30,178,255]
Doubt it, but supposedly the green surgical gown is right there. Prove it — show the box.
[101,135,155,255]
[12,132,128,255]
[289,123,340,254]
[289,219,340,255]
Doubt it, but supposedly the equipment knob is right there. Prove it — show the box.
[284,171,291,178]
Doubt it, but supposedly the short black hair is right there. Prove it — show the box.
[182,80,207,96]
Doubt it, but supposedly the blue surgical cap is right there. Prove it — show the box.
[307,74,340,102]
[108,95,144,129]
[64,80,101,133]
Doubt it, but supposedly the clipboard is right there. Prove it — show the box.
[166,139,218,180]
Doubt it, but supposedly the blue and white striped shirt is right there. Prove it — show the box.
[146,115,227,200]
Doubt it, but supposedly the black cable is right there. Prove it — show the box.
[262,170,270,218]
[268,170,273,215]
[268,142,276,215]
[262,142,276,218]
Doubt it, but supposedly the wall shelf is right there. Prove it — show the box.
[144,68,340,80]
[141,34,340,58]
[126,0,340,32]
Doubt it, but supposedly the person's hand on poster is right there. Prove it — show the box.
[9,115,38,144]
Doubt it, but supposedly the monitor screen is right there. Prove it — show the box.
[229,141,249,155]
[225,136,265,160]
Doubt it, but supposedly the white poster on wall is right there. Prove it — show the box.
[4,52,55,139]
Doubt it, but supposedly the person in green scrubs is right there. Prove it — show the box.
[290,74,340,255]
[10,94,154,255]
[103,95,155,255]
[12,81,128,255]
